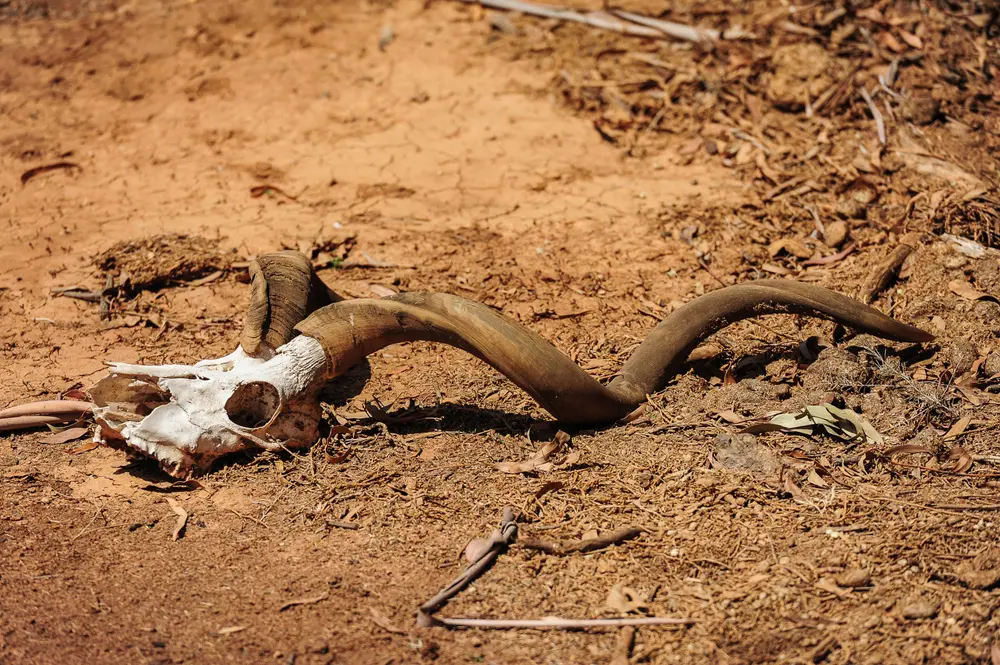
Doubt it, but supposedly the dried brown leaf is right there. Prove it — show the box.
[806,469,829,488]
[943,415,972,440]
[40,427,90,444]
[945,447,973,474]
[768,238,813,259]
[949,279,996,302]
[66,440,100,455]
[605,585,648,614]
[463,536,494,564]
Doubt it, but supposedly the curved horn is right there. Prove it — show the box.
[293,281,932,427]
[240,251,344,354]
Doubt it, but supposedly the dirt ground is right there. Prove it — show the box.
[2,0,1000,663]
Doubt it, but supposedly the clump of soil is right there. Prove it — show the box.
[94,234,232,291]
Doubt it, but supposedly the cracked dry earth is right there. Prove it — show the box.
[1,0,999,664]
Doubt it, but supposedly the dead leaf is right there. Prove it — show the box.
[495,440,560,473]
[944,446,973,474]
[495,431,578,474]
[884,443,934,459]
[605,585,648,614]
[743,403,883,444]
[943,415,972,440]
[165,497,188,541]
[40,427,90,444]
[991,642,1000,665]
[715,410,744,423]
[250,184,298,200]
[815,578,850,598]
[66,440,100,455]
[369,607,406,634]
[897,29,922,49]
[768,237,813,259]
[806,469,829,488]
[949,279,997,302]
[217,625,248,636]
[279,592,329,612]
[782,474,805,501]
[463,536,494,564]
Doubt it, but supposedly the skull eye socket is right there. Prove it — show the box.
[225,381,280,429]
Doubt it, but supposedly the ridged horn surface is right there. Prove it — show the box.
[240,251,343,354]
[293,281,932,426]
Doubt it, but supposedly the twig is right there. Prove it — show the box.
[70,507,104,543]
[803,243,856,266]
[862,233,920,304]
[279,592,329,612]
[418,511,691,630]
[420,616,694,629]
[229,508,270,528]
[418,506,518,624]
[858,87,886,146]
[51,287,102,303]
[609,9,719,42]
[99,275,114,321]
[520,527,643,555]
[456,0,717,43]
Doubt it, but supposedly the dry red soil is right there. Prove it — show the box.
[1,0,999,663]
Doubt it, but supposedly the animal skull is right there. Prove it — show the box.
[90,335,330,477]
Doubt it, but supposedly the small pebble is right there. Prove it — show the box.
[823,220,848,248]
[835,569,871,588]
[901,600,938,620]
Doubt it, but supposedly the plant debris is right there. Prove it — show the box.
[743,404,883,445]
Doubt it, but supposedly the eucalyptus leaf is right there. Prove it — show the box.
[740,403,882,445]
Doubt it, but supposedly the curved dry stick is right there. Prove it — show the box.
[295,282,932,427]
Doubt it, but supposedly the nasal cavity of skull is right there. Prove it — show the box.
[225,381,280,429]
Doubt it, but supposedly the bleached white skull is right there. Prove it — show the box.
[91,336,330,477]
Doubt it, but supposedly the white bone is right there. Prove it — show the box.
[92,335,329,477]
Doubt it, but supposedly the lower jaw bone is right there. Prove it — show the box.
[90,335,329,477]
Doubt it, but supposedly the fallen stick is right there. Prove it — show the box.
[421,615,695,629]
[862,233,921,304]
[859,87,887,145]
[418,512,691,630]
[520,527,644,555]
[456,0,717,43]
[418,507,518,624]
[609,9,719,42]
